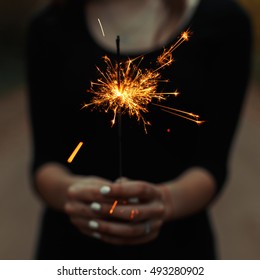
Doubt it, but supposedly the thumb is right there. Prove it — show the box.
[114,176,131,183]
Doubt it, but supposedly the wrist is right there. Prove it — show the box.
[158,183,176,221]
[35,163,81,211]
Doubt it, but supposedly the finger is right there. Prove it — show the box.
[97,219,163,238]
[68,183,114,203]
[99,231,158,245]
[95,220,161,245]
[70,216,162,245]
[75,224,159,246]
[65,201,101,219]
[112,202,164,222]
[91,200,165,222]
[72,217,162,239]
[114,177,131,183]
[69,216,101,238]
[101,181,162,201]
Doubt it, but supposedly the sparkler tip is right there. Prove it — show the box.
[173,90,180,97]
[196,120,207,125]
[181,28,192,41]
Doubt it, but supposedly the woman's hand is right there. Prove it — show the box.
[65,178,168,245]
[64,176,115,234]
[36,163,216,245]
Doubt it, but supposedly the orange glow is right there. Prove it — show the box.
[130,209,139,220]
[109,200,118,214]
[154,104,206,125]
[83,29,204,133]
[67,142,83,163]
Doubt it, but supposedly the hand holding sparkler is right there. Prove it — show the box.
[65,167,217,246]
[64,176,114,234]
[66,28,207,244]
[66,178,167,245]
[64,175,166,245]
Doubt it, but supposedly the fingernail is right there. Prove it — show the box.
[89,220,99,229]
[90,202,101,211]
[92,232,101,239]
[100,185,111,195]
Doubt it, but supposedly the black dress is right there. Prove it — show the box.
[26,0,252,259]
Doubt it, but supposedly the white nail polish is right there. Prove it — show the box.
[92,232,101,239]
[100,185,111,195]
[90,202,101,211]
[89,220,99,229]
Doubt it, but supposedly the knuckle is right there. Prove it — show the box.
[79,205,89,216]
[157,203,165,215]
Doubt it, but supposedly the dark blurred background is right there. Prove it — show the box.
[0,0,259,259]
[0,0,46,93]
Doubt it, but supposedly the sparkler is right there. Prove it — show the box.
[75,24,205,219]
[116,35,123,179]
[82,29,205,134]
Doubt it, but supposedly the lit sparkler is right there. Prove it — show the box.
[81,27,205,219]
[82,29,205,133]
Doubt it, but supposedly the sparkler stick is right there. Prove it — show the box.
[116,35,123,179]
[116,35,120,86]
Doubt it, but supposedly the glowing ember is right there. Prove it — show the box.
[108,199,140,219]
[67,141,83,163]
[154,103,206,125]
[130,209,139,220]
[109,200,118,214]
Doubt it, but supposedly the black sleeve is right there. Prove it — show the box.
[194,2,253,196]
[26,7,65,175]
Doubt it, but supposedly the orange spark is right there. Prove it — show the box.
[156,29,191,70]
[154,104,206,125]
[108,200,140,219]
[109,200,118,214]
[67,141,83,163]
[130,209,139,220]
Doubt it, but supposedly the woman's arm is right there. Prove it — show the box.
[160,167,217,221]
[34,162,80,211]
